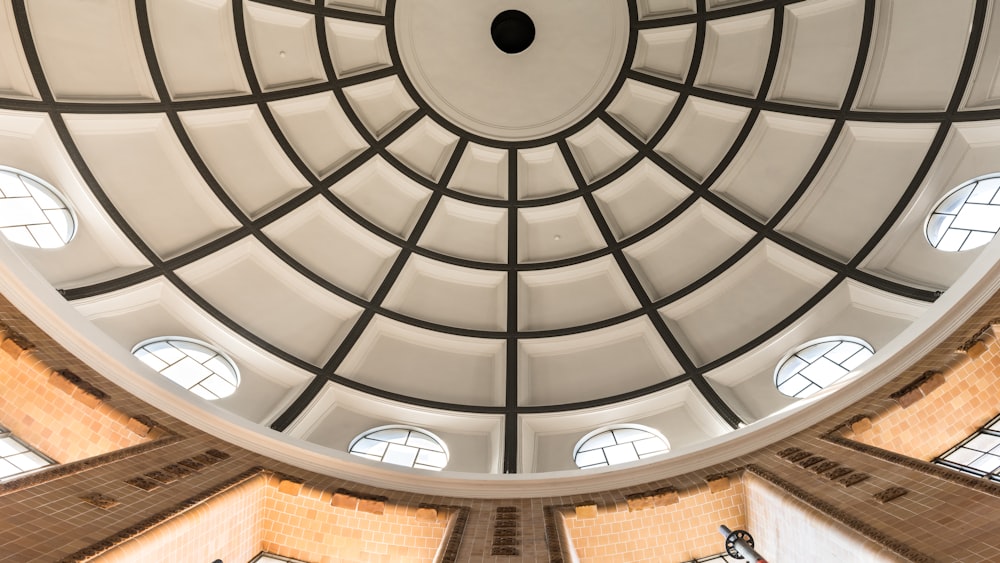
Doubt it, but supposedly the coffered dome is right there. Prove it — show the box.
[1,0,1000,494]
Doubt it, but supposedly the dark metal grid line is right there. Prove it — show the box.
[249,0,387,24]
[5,0,980,426]
[7,83,1000,124]
[504,148,518,473]
[636,0,805,29]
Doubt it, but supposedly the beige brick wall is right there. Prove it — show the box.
[561,479,746,562]
[90,473,449,563]
[853,336,1000,461]
[0,333,149,463]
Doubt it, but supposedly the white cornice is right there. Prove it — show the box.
[1,238,998,497]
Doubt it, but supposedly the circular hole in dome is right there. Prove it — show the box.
[774,336,874,399]
[491,10,535,54]
[0,166,76,249]
[573,424,670,469]
[926,174,1000,252]
[132,337,240,400]
[348,426,449,471]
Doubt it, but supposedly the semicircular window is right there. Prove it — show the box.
[0,166,76,248]
[348,426,449,471]
[775,336,874,399]
[573,424,670,469]
[926,175,1000,252]
[131,337,240,400]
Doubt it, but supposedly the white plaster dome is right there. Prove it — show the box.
[0,0,998,493]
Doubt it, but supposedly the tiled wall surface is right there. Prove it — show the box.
[853,341,1000,461]
[94,475,266,563]
[91,473,450,563]
[259,476,450,563]
[561,480,746,562]
[0,332,149,463]
[4,290,1000,561]
[745,472,908,562]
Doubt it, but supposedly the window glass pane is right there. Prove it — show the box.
[368,428,410,444]
[199,374,234,398]
[777,374,812,398]
[0,198,47,228]
[382,443,419,467]
[795,341,838,363]
[0,459,21,479]
[0,173,28,197]
[965,434,1000,453]
[944,447,982,465]
[27,224,63,248]
[407,431,444,451]
[145,341,187,365]
[577,431,615,451]
[415,449,448,469]
[799,357,848,388]
[172,340,216,363]
[134,348,168,372]
[0,226,35,247]
[633,436,670,457]
[351,438,388,457]
[839,348,874,371]
[611,428,653,444]
[824,341,863,364]
[775,355,808,385]
[603,443,640,465]
[926,213,954,246]
[7,451,47,472]
[161,357,212,388]
[574,448,607,468]
[968,180,1000,203]
[969,454,1000,473]
[0,437,27,457]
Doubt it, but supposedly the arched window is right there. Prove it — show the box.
[775,336,874,399]
[926,174,1000,252]
[573,424,670,469]
[0,166,76,248]
[132,337,240,400]
[934,412,1000,482]
[0,424,54,481]
[348,426,449,470]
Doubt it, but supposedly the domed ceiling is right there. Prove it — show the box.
[1,0,999,481]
